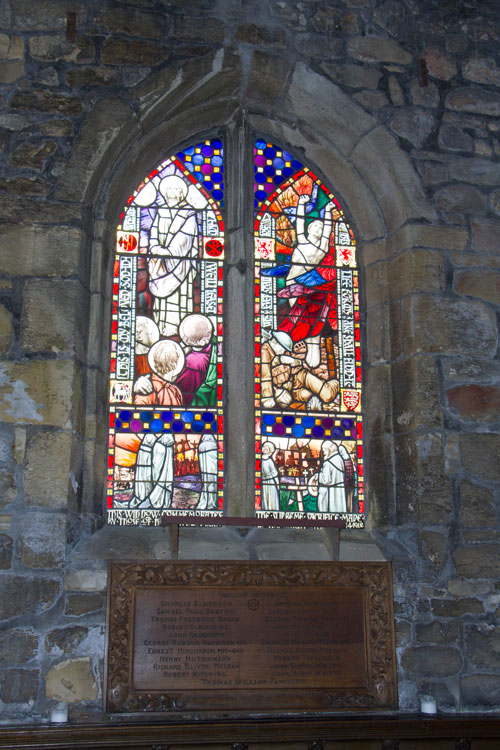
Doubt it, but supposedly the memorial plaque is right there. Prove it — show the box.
[106,561,397,715]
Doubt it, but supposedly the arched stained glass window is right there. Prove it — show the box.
[254,141,364,528]
[108,139,225,525]
[106,136,364,529]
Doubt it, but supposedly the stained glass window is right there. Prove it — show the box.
[254,140,364,529]
[107,139,225,526]
[107,136,365,529]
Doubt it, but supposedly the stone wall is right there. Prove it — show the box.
[0,0,499,724]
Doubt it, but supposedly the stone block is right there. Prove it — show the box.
[391,356,443,432]
[0,574,61,619]
[448,579,491,597]
[410,79,439,108]
[54,97,137,202]
[401,295,497,357]
[416,620,459,643]
[94,6,167,39]
[422,46,457,80]
[389,249,445,300]
[389,107,434,147]
[0,224,81,276]
[321,63,381,90]
[0,34,24,59]
[45,626,88,655]
[448,156,500,186]
[347,36,411,65]
[24,431,72,509]
[352,127,436,230]
[1,198,82,225]
[460,433,500,482]
[466,625,500,669]
[365,433,395,526]
[443,357,500,384]
[388,75,404,106]
[0,60,24,83]
[455,269,500,306]
[394,432,451,524]
[11,139,57,170]
[0,533,13,569]
[45,657,97,702]
[364,364,392,436]
[353,90,388,110]
[28,33,95,62]
[430,598,483,617]
[446,86,500,116]
[11,90,83,117]
[401,646,461,676]
[461,674,500,707]
[463,57,500,87]
[435,183,487,215]
[395,620,411,647]
[286,62,375,158]
[38,119,73,137]
[471,217,500,253]
[246,53,291,104]
[64,66,120,88]
[295,33,342,60]
[438,124,473,153]
[21,279,89,357]
[0,303,12,354]
[0,630,38,664]
[450,251,500,269]
[448,384,500,423]
[173,16,224,43]
[236,23,286,48]
[420,530,446,568]
[101,37,169,66]
[0,359,80,427]
[64,592,105,617]
[64,568,107,592]
[0,669,39,703]
[0,176,50,196]
[12,0,84,30]
[454,545,500,579]
[19,511,66,569]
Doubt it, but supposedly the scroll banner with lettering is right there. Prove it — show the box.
[106,561,397,715]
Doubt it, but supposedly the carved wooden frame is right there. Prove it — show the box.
[106,561,397,715]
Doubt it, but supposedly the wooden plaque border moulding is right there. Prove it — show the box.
[106,561,397,716]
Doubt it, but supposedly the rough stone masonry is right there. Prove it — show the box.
[0,0,499,723]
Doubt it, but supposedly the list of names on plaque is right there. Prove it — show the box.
[132,586,367,691]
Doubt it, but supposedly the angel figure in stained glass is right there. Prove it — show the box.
[148,175,200,335]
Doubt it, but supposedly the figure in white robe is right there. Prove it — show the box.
[197,433,218,510]
[131,432,175,509]
[261,441,280,512]
[317,440,346,513]
[148,175,199,335]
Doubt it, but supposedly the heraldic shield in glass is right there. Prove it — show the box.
[107,139,224,525]
[254,140,364,528]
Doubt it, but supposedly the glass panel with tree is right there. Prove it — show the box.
[107,139,224,526]
[254,140,364,528]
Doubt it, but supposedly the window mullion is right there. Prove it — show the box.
[223,117,255,517]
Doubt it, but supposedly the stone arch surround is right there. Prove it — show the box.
[59,51,446,560]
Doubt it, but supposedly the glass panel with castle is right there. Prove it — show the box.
[254,141,364,529]
[107,139,224,526]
